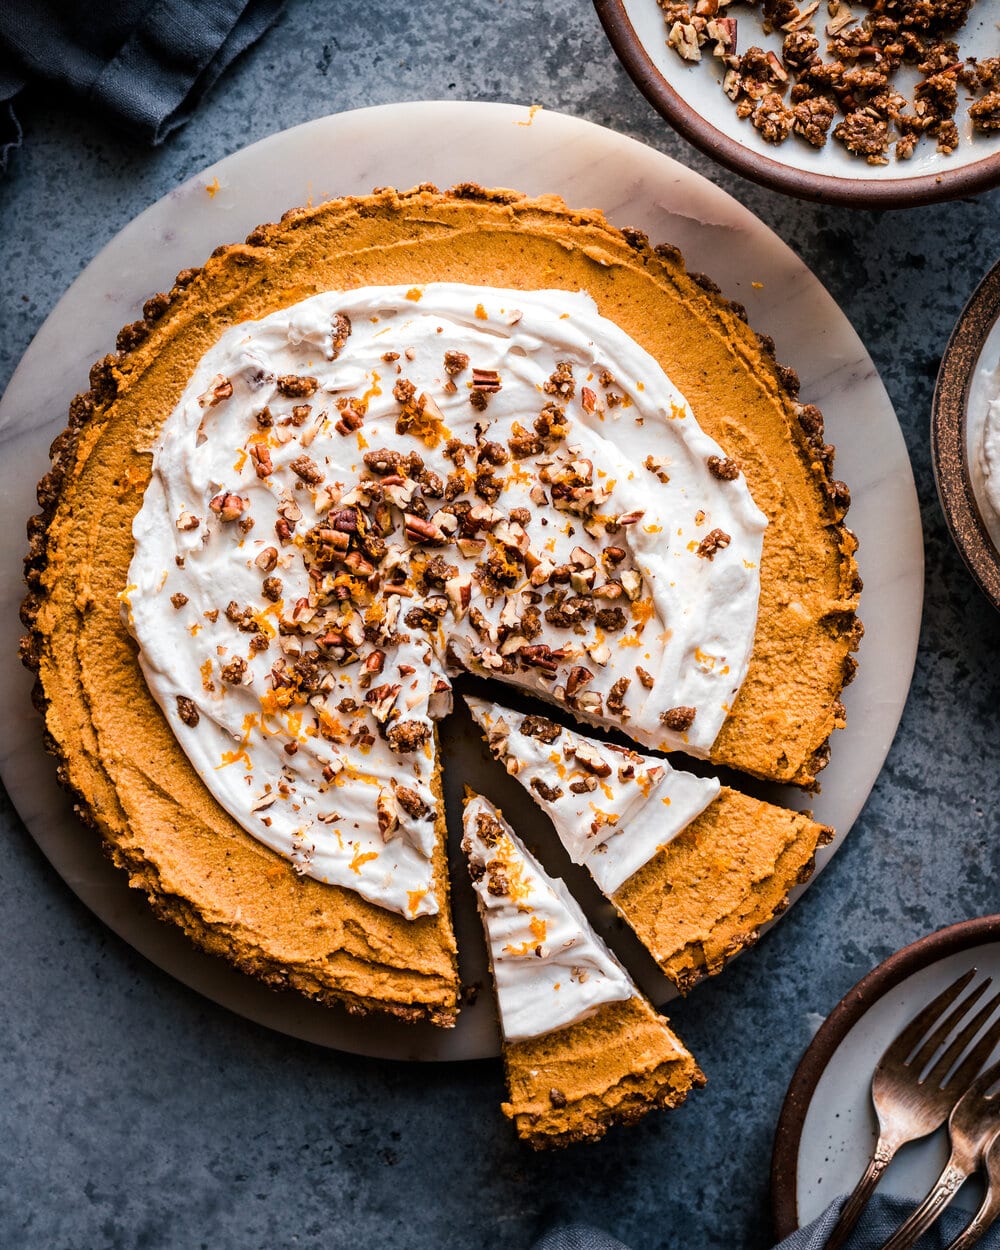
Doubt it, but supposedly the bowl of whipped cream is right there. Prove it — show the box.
[933,257,1000,608]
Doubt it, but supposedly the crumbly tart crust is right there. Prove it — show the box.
[613,788,834,992]
[504,996,705,1149]
[21,182,858,1021]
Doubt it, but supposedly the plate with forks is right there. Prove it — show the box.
[772,916,1000,1243]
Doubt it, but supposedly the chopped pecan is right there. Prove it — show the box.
[176,696,200,727]
[520,714,562,744]
[530,778,564,803]
[661,706,697,732]
[289,455,323,485]
[276,374,318,398]
[696,528,732,559]
[386,720,431,753]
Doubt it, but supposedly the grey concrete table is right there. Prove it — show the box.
[2,2,999,1247]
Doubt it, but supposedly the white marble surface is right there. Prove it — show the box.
[0,102,923,1062]
[796,941,1000,1224]
[619,0,1000,187]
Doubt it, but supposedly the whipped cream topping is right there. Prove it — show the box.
[466,696,720,894]
[126,282,765,918]
[462,792,636,1042]
[979,360,1000,522]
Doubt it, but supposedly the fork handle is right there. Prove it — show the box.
[944,1188,1000,1250]
[823,1138,901,1250]
[877,1156,971,1250]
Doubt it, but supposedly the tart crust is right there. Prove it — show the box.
[503,996,705,1148]
[20,182,860,1021]
[613,788,834,992]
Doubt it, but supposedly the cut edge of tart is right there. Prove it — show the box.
[462,790,704,1148]
[467,695,835,993]
[19,181,860,1025]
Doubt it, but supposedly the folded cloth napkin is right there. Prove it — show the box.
[532,1194,1000,1250]
[0,0,285,171]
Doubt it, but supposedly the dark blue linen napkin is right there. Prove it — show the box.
[532,1194,1000,1250]
[0,0,285,170]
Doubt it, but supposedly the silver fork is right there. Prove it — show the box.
[878,1054,1000,1250]
[824,970,1000,1250]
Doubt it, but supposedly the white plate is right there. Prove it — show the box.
[0,101,923,1061]
[774,920,1000,1231]
[600,0,1000,205]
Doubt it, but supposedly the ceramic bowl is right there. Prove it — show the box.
[594,0,1000,207]
[771,915,1000,1237]
[933,257,1000,610]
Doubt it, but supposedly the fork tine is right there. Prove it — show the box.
[936,992,1000,1091]
[907,977,990,1074]
[880,969,978,1068]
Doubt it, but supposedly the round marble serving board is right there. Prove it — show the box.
[0,101,923,1062]
[609,0,1000,203]
[774,920,1000,1233]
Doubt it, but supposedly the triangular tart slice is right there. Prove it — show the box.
[466,696,833,992]
[461,791,703,1148]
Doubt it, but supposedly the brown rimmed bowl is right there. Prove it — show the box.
[594,0,1000,208]
[933,257,1000,610]
[771,915,1000,1238]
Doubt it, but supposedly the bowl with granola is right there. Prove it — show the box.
[595,0,1000,205]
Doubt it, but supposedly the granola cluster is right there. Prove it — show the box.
[658,0,1000,162]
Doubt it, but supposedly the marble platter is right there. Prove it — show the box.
[596,0,1000,207]
[0,101,923,1062]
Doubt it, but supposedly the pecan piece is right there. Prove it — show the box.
[276,374,318,398]
[696,528,731,559]
[176,696,200,727]
[661,706,697,732]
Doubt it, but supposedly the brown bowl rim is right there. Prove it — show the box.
[932,256,1000,610]
[770,914,1000,1239]
[593,0,1000,209]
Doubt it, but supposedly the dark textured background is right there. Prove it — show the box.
[2,2,999,1247]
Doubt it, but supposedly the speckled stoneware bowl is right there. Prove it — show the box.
[594,0,1000,207]
[933,257,1000,610]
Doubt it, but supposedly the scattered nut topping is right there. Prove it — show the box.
[696,527,732,559]
[394,783,429,820]
[444,350,470,375]
[331,312,352,357]
[471,368,502,393]
[386,720,431,753]
[221,656,248,685]
[209,492,246,522]
[661,705,697,732]
[572,741,613,777]
[531,777,564,802]
[707,454,740,480]
[520,715,563,744]
[262,576,283,602]
[289,455,324,485]
[250,444,273,478]
[277,374,318,397]
[176,695,200,727]
[170,592,188,609]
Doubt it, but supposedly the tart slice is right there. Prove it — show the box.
[462,791,703,1147]
[467,696,833,992]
